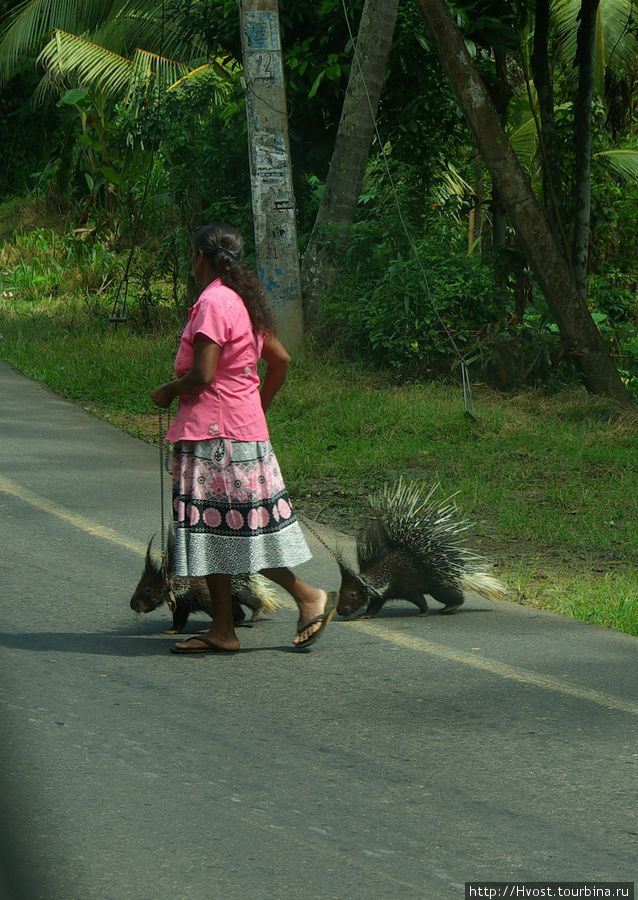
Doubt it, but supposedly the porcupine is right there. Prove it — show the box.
[336,479,506,617]
[129,529,280,634]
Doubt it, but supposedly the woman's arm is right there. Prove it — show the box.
[259,333,291,413]
[151,335,221,408]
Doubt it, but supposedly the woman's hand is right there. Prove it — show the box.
[150,337,221,409]
[151,383,176,408]
[260,334,291,413]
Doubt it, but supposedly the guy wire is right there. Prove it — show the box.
[340,0,476,420]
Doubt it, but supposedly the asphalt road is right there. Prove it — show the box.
[1,359,636,900]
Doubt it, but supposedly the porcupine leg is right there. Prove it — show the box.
[165,599,190,634]
[408,594,430,617]
[362,594,386,618]
[232,600,247,624]
[432,585,464,614]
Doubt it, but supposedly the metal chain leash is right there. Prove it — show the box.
[158,408,178,613]
[158,408,172,567]
[297,514,383,603]
[296,514,339,561]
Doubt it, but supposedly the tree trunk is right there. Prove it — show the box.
[571,0,600,301]
[412,0,630,404]
[301,0,400,323]
[531,0,566,246]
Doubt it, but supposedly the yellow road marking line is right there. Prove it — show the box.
[2,474,636,716]
[0,475,146,556]
[351,620,638,716]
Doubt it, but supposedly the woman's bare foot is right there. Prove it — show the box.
[173,628,240,653]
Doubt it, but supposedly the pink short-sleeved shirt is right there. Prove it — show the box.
[165,279,269,443]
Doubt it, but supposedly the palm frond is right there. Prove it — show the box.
[94,6,207,62]
[595,149,638,182]
[431,162,476,223]
[129,48,190,98]
[0,0,120,79]
[167,56,239,104]
[37,29,133,99]
[509,116,543,179]
[552,0,638,95]
[0,0,208,83]
[34,26,232,114]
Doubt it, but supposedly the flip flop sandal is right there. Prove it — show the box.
[294,592,339,649]
[170,636,238,655]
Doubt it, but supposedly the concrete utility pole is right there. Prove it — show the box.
[239,0,303,352]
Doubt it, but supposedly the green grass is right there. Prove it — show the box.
[1,280,637,637]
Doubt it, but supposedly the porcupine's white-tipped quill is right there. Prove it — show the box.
[461,572,508,603]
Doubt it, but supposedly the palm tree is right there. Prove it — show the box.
[413,0,630,403]
[0,0,237,209]
[552,0,638,97]
[511,0,638,190]
[0,0,237,107]
[0,1,206,83]
[552,0,638,299]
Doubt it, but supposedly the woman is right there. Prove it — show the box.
[151,223,336,653]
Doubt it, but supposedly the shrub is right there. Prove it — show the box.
[319,217,507,378]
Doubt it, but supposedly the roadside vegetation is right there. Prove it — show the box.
[1,211,636,636]
[0,2,636,635]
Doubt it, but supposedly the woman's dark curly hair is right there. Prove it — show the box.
[192,223,275,335]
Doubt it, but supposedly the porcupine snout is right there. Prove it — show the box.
[336,563,369,616]
[129,582,163,613]
[129,536,167,614]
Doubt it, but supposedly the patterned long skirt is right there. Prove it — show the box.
[171,438,312,576]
